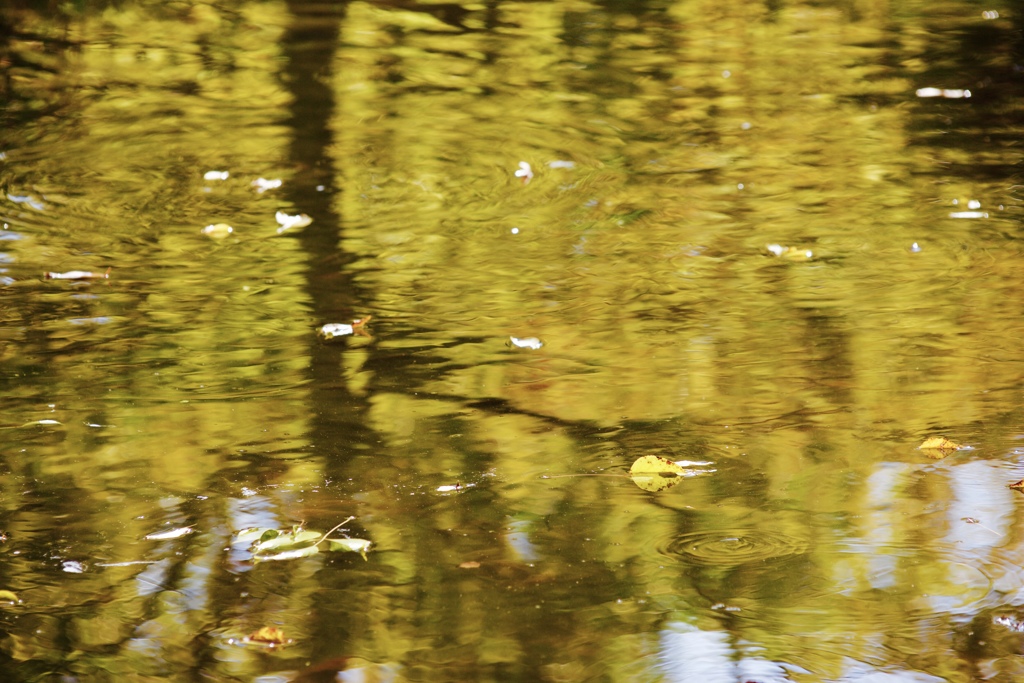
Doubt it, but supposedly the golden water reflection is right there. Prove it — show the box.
[0,0,1023,681]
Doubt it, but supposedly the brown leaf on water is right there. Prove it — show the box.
[918,436,962,457]
[246,626,290,646]
[1009,480,1024,491]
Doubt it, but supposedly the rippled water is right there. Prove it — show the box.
[1,0,1024,681]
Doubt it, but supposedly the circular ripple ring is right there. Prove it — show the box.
[665,530,809,566]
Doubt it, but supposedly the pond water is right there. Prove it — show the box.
[1,0,1023,681]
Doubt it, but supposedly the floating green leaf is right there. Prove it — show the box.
[252,529,321,554]
[255,545,322,563]
[235,527,268,544]
[327,538,372,559]
[233,518,371,563]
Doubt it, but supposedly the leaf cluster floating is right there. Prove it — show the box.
[234,518,371,562]
[918,436,963,458]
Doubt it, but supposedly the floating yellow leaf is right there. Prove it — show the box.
[0,590,18,604]
[629,456,686,493]
[919,436,962,457]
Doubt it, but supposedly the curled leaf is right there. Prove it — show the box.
[1009,480,1024,491]
[20,419,61,427]
[145,526,194,541]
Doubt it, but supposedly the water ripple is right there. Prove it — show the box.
[664,529,809,566]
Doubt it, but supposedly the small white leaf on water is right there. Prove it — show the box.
[62,560,85,574]
[145,526,194,541]
[319,323,354,340]
[203,171,229,180]
[515,161,533,183]
[916,88,970,99]
[949,211,988,219]
[510,336,542,350]
[275,211,313,233]
[45,271,108,280]
[252,178,282,193]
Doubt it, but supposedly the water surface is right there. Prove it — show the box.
[1,0,1023,681]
